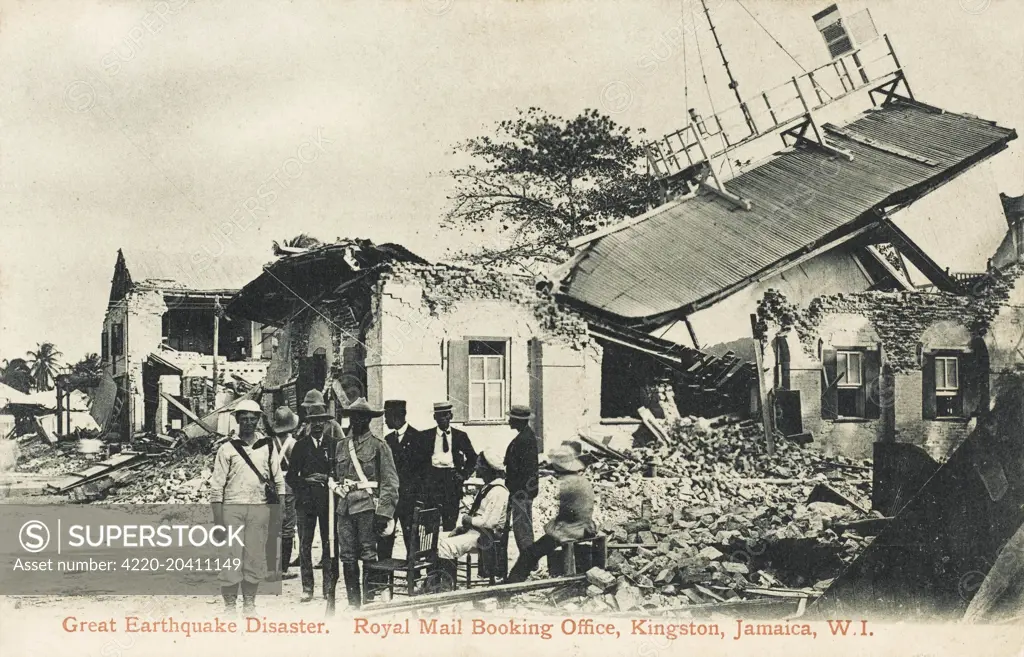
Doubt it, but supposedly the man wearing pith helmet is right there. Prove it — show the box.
[209,399,285,615]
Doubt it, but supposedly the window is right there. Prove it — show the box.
[836,350,864,417]
[935,356,962,418]
[837,351,863,386]
[923,350,978,420]
[447,338,510,423]
[101,331,109,361]
[112,324,124,357]
[821,347,880,420]
[468,341,506,421]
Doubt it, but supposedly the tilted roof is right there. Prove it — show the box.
[561,100,1016,322]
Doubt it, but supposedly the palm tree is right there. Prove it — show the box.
[69,353,102,393]
[26,343,62,391]
[272,233,321,256]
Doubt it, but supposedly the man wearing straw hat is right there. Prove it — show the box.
[286,394,338,602]
[504,403,539,551]
[329,397,399,609]
[504,444,596,584]
[423,400,477,531]
[209,399,285,615]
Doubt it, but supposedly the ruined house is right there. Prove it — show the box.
[226,240,600,456]
[551,31,1017,441]
[99,249,272,439]
[754,255,1024,464]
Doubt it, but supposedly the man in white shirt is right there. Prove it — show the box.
[423,401,477,531]
[434,449,509,588]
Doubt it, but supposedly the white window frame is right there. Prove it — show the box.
[837,350,863,388]
[935,356,960,396]
[468,341,506,422]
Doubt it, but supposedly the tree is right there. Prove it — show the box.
[26,342,62,391]
[68,353,102,393]
[443,107,657,271]
[272,233,321,256]
[0,358,32,394]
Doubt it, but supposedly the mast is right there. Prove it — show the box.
[699,0,756,135]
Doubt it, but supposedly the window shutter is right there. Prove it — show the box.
[528,339,544,450]
[447,340,470,422]
[864,348,881,420]
[922,353,937,420]
[821,348,838,420]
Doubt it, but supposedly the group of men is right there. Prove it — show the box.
[211,388,593,613]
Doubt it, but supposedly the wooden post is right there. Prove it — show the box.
[750,314,775,455]
[212,296,220,408]
[56,383,64,436]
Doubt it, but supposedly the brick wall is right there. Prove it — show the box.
[757,276,1024,460]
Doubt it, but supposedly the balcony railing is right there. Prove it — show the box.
[645,34,906,181]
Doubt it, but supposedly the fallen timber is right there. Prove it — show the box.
[45,451,150,494]
[360,576,587,615]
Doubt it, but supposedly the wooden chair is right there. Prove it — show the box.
[364,506,441,600]
[462,505,512,587]
[547,534,608,577]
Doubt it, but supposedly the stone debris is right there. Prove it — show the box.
[528,414,875,611]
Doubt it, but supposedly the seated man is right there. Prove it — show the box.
[504,445,596,584]
[433,449,509,588]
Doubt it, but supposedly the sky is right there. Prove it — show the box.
[1,0,1021,364]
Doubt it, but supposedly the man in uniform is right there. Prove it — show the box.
[423,401,477,531]
[330,397,399,609]
[285,396,338,602]
[267,406,299,581]
[377,399,430,560]
[503,404,539,551]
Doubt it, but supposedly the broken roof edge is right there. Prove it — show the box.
[568,199,688,250]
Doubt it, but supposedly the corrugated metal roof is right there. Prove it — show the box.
[562,101,1016,321]
[125,250,269,292]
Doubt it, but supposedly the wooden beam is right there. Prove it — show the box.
[160,392,221,436]
[699,181,753,211]
[879,220,960,292]
[360,575,587,614]
[750,314,775,455]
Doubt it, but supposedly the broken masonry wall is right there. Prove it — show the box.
[755,282,1024,462]
[368,265,600,458]
[119,290,167,435]
[661,244,873,352]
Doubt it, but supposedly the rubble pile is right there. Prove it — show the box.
[109,453,211,504]
[529,415,874,611]
[14,438,93,477]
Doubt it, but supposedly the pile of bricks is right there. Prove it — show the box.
[529,415,875,611]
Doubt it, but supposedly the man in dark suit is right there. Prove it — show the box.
[285,392,342,602]
[424,401,476,531]
[376,399,430,559]
[504,404,539,551]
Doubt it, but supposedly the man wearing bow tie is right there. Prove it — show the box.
[377,399,431,560]
[424,401,477,531]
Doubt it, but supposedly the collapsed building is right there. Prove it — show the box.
[96,249,274,441]
[226,240,601,455]
[550,27,1018,465]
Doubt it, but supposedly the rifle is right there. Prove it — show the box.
[325,432,338,617]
